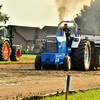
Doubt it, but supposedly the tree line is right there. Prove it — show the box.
[74,0,100,34]
[0,4,9,24]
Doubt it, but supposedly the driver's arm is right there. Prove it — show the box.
[66,29,71,35]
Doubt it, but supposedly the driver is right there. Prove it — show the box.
[63,24,71,45]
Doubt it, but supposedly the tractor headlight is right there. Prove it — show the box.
[76,38,79,41]
[74,38,79,42]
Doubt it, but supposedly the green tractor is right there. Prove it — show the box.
[0,25,21,61]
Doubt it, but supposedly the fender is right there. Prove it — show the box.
[71,37,80,48]
[0,38,10,45]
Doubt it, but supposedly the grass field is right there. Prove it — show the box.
[0,61,34,64]
[21,54,36,58]
[32,89,100,100]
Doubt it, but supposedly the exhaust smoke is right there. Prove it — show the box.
[55,0,68,22]
[55,0,91,22]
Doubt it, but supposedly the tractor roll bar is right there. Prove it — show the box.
[58,21,78,37]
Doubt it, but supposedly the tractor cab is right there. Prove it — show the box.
[56,21,80,48]
[57,21,78,37]
[0,27,8,38]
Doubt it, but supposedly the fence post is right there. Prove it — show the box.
[65,74,70,100]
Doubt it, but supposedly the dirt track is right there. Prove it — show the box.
[0,63,100,100]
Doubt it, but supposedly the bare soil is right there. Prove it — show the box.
[20,58,35,62]
[0,58,34,68]
[0,60,100,100]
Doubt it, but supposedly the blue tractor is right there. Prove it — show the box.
[35,21,92,71]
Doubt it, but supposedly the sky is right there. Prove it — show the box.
[1,0,91,28]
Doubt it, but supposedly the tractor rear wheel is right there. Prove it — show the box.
[33,45,43,54]
[35,55,41,70]
[0,41,11,61]
[10,46,21,61]
[63,56,71,71]
[71,40,91,71]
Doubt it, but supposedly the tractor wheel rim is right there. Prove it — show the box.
[68,58,71,70]
[34,48,40,53]
[17,50,20,58]
[85,47,89,66]
[3,45,9,58]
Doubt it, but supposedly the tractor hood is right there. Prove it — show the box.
[45,36,67,53]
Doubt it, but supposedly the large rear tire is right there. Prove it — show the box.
[63,56,71,71]
[35,55,41,70]
[0,41,11,61]
[33,45,43,54]
[71,40,91,71]
[10,46,21,61]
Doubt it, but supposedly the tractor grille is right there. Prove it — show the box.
[46,42,57,52]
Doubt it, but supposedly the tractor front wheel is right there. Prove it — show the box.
[35,55,41,70]
[63,56,71,71]
[10,46,21,61]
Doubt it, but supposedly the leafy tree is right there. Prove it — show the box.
[0,5,9,24]
[74,0,100,34]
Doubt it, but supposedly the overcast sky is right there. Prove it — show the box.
[1,0,91,28]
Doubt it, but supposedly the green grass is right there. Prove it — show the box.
[21,54,36,58]
[0,61,34,64]
[32,89,100,100]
